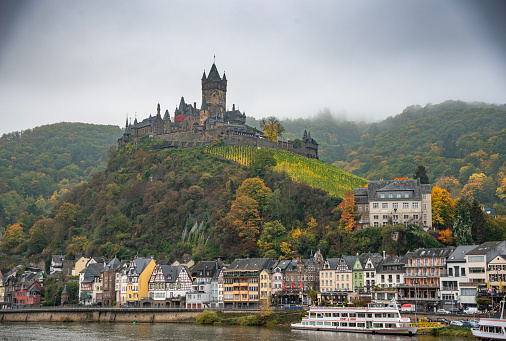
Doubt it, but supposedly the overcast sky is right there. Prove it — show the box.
[1,0,505,135]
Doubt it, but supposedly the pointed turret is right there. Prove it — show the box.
[222,72,227,81]
[201,97,208,111]
[179,96,186,110]
[303,129,307,139]
[201,70,207,81]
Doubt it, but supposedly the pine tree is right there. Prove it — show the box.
[414,165,429,184]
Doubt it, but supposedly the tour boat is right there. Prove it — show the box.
[291,303,418,336]
[472,301,506,340]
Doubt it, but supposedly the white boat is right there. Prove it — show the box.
[291,303,418,336]
[472,301,506,340]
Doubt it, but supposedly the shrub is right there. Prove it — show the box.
[195,310,218,325]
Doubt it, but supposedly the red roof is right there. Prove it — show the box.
[175,115,188,123]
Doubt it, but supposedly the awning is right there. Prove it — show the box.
[80,292,92,299]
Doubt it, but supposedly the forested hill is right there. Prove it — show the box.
[335,105,505,206]
[2,141,447,263]
[248,100,506,206]
[0,123,123,227]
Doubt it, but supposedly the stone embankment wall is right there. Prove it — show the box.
[0,308,202,323]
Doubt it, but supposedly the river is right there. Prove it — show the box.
[0,323,468,341]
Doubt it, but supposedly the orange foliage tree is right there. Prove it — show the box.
[338,191,357,233]
[438,228,453,245]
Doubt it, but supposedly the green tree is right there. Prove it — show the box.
[470,200,487,244]
[414,165,429,184]
[453,198,473,245]
[250,148,276,178]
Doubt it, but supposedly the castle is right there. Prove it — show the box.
[118,63,318,159]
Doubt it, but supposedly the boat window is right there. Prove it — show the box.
[332,313,339,317]
[332,322,337,326]
[309,321,315,326]
[324,313,331,317]
[317,321,323,326]
[349,323,356,327]
[342,313,348,317]
[349,313,357,317]
[374,323,383,328]
[367,313,373,318]
[375,313,382,318]
[324,322,331,326]
[341,322,348,327]
[357,323,365,328]
[358,313,365,318]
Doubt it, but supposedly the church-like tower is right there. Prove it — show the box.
[201,63,227,120]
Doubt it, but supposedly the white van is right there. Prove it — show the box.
[464,307,479,315]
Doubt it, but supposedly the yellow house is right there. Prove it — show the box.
[74,256,90,277]
[138,259,156,301]
[259,269,272,306]
[126,257,156,306]
[487,255,506,289]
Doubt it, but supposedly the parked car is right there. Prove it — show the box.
[449,307,461,314]
[437,309,450,315]
[435,318,450,324]
[450,320,463,326]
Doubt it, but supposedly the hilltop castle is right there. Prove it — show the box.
[118,63,318,159]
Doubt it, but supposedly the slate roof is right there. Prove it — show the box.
[82,263,104,282]
[447,245,478,263]
[467,241,506,262]
[190,260,224,278]
[342,255,358,269]
[226,258,272,271]
[404,246,455,259]
[104,257,121,271]
[161,265,187,283]
[324,258,340,270]
[132,258,152,275]
[376,256,406,273]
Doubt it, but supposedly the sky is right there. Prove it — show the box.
[0,0,505,135]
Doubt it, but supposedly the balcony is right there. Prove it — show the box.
[405,270,446,278]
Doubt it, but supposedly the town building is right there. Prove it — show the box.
[354,178,432,229]
[466,241,506,289]
[400,247,454,312]
[440,245,477,310]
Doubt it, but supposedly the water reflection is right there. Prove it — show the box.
[0,323,465,341]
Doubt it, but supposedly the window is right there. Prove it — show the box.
[402,202,409,209]
[373,215,379,220]
[404,193,409,198]
[373,222,379,227]
[396,193,401,198]
[413,214,419,220]
[380,193,385,198]
[382,215,388,220]
[393,214,398,220]
[392,203,399,210]
[382,203,388,209]
[422,204,427,210]
[412,202,419,209]
[468,256,484,262]
[423,213,427,220]
[358,206,362,212]
[365,205,369,211]
[388,193,393,198]
[403,215,409,220]
[423,194,426,199]
[373,203,379,209]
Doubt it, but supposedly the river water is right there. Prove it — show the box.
[0,323,467,341]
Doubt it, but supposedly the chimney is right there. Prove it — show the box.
[232,104,235,111]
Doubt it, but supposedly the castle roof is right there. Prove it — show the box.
[206,63,222,82]
[201,97,208,111]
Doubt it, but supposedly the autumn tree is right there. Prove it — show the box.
[223,196,261,257]
[414,165,429,184]
[453,198,473,245]
[337,191,357,233]
[236,177,272,210]
[431,186,455,230]
[438,228,453,245]
[1,223,25,254]
[260,116,285,142]
[257,220,286,258]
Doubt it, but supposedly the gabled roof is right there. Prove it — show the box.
[342,255,357,269]
[324,258,340,269]
[105,257,121,271]
[161,265,187,283]
[131,258,152,275]
[404,246,455,259]
[83,263,104,282]
[467,241,506,262]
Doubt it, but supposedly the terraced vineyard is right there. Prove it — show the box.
[205,145,367,197]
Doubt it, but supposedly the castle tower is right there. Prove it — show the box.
[201,63,227,120]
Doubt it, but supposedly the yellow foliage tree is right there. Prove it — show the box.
[432,186,455,230]
[1,223,25,253]
[338,191,357,233]
[438,228,453,245]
